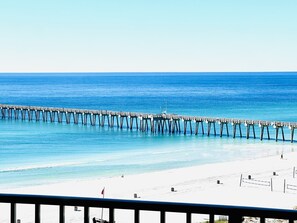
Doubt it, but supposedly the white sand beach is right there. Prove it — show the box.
[2,151,297,222]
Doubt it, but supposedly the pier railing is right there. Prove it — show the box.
[1,104,297,142]
[0,193,297,223]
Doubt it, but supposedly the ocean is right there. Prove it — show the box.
[0,73,296,188]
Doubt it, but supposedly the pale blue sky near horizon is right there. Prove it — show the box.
[0,0,296,72]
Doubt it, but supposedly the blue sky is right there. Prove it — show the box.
[0,0,296,72]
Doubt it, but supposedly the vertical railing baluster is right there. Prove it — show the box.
[11,203,16,223]
[209,214,214,223]
[260,217,265,223]
[84,206,89,223]
[160,211,165,223]
[59,205,65,223]
[229,215,243,223]
[35,204,40,223]
[186,212,191,223]
[288,218,294,223]
[109,208,114,223]
[134,209,139,223]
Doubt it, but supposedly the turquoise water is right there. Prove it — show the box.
[0,73,296,188]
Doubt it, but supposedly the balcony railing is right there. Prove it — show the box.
[0,193,297,223]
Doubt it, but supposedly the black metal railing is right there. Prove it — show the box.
[0,193,297,223]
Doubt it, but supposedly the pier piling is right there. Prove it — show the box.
[219,120,229,137]
[232,121,242,138]
[259,122,270,141]
[195,119,204,135]
[206,119,216,136]
[274,124,285,142]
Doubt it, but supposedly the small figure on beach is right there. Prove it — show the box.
[74,206,80,211]
[92,217,109,223]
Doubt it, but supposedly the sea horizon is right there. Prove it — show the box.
[0,71,297,76]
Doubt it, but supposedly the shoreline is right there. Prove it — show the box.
[2,150,297,223]
[3,150,297,210]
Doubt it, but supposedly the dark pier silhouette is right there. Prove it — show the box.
[1,104,297,143]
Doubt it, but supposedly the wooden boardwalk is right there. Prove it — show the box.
[1,104,297,142]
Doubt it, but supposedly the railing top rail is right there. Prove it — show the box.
[0,193,297,219]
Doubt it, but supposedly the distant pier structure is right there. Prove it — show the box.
[1,104,297,143]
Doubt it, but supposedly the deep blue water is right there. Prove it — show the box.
[0,73,296,188]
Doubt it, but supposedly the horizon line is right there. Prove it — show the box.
[0,71,297,75]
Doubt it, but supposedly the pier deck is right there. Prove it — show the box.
[1,104,297,143]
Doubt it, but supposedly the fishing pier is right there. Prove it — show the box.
[1,104,297,143]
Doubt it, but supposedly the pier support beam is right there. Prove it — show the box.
[171,119,181,134]
[119,115,129,129]
[245,123,256,139]
[274,125,285,142]
[83,113,88,125]
[260,124,270,141]
[50,111,56,122]
[219,121,229,137]
[232,122,242,138]
[100,114,106,127]
[115,115,119,128]
[161,120,166,133]
[90,114,96,126]
[58,112,63,123]
[28,110,33,121]
[195,120,204,135]
[289,126,296,143]
[35,110,41,121]
[65,112,71,124]
[43,111,48,122]
[21,109,26,120]
[8,108,12,119]
[76,113,82,125]
[141,118,150,132]
[1,108,6,119]
[97,114,101,126]
[206,120,216,136]
[109,114,118,128]
[129,116,134,130]
[107,115,110,127]
[73,113,79,124]
[14,109,19,119]
[183,119,193,135]
[129,116,138,130]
